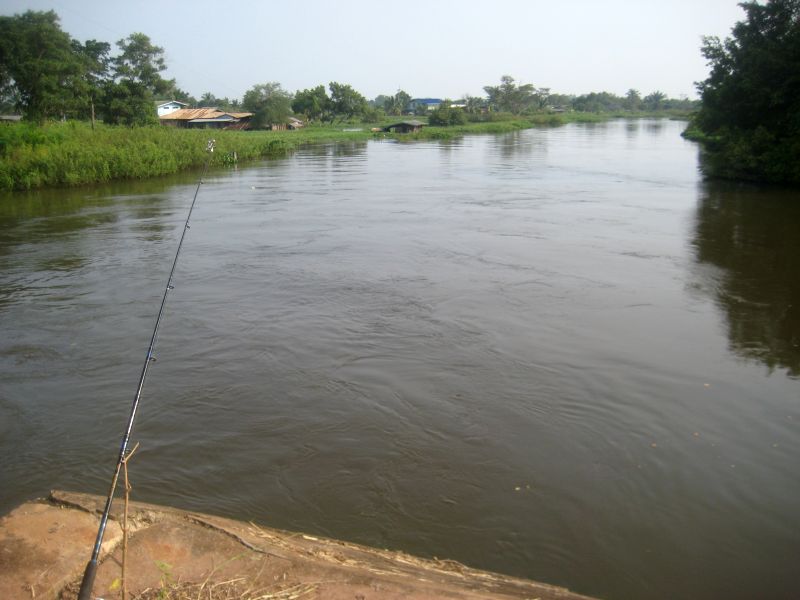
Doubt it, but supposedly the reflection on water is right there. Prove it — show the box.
[692,182,800,376]
[0,121,798,600]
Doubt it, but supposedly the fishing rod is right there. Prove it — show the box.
[77,139,216,600]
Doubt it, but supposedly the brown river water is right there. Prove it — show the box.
[1,120,798,599]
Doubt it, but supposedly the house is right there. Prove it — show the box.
[159,107,253,129]
[407,98,442,113]
[268,117,305,131]
[156,100,189,117]
[382,120,424,134]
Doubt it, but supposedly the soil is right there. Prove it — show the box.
[0,490,597,600]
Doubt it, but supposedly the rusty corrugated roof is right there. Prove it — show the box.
[160,108,253,121]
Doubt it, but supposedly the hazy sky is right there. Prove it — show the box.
[3,0,746,101]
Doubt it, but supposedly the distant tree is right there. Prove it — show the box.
[243,82,293,128]
[328,81,367,122]
[572,91,624,113]
[102,32,172,125]
[166,84,196,107]
[384,89,411,115]
[198,91,219,107]
[371,94,392,109]
[483,75,541,114]
[428,100,467,126]
[0,10,87,121]
[463,95,486,114]
[643,90,666,111]
[690,0,800,183]
[546,93,575,109]
[623,88,642,111]
[71,38,111,126]
[113,33,172,95]
[361,105,382,123]
[293,85,330,121]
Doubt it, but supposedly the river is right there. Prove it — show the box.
[1,119,798,599]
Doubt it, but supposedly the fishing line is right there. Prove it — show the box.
[77,139,216,600]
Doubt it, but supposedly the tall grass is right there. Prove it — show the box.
[0,111,686,191]
[0,122,372,191]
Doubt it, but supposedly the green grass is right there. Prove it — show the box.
[0,122,373,191]
[0,110,694,191]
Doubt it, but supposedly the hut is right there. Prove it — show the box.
[382,120,424,134]
[159,107,253,129]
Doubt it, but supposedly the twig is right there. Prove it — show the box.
[121,441,140,600]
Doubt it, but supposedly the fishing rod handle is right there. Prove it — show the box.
[77,558,98,600]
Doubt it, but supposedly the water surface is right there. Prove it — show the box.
[1,120,798,600]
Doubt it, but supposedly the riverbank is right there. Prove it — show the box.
[0,112,692,192]
[0,490,597,600]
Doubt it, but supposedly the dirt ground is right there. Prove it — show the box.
[0,490,597,600]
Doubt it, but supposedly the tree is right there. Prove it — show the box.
[243,82,293,128]
[384,89,411,116]
[113,33,172,95]
[643,90,666,111]
[371,94,392,109]
[691,0,800,183]
[102,32,172,125]
[623,88,642,111]
[165,84,196,107]
[0,10,87,121]
[429,100,467,126]
[463,95,486,114]
[483,75,542,114]
[198,91,219,107]
[572,91,629,113]
[71,38,111,127]
[293,85,331,121]
[328,82,367,122]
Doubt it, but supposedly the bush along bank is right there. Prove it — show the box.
[1,112,693,191]
[0,122,373,191]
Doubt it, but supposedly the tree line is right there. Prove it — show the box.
[688,0,800,184]
[0,9,695,129]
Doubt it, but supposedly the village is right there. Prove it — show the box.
[154,98,456,133]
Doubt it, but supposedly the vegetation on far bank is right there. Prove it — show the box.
[0,8,698,191]
[0,108,695,192]
[0,123,373,191]
[686,0,800,185]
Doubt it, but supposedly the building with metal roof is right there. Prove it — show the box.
[159,107,253,129]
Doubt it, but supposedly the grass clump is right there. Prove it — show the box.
[0,122,374,191]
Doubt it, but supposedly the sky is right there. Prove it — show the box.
[2,0,747,101]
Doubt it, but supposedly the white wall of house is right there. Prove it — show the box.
[157,101,186,117]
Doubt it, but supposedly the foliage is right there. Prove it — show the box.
[101,33,172,126]
[690,0,800,184]
[292,85,331,121]
[242,82,293,129]
[571,89,694,113]
[0,121,374,191]
[70,38,111,121]
[0,11,88,122]
[167,85,196,107]
[328,82,368,122]
[113,33,171,94]
[428,101,467,126]
[623,89,642,111]
[463,95,487,114]
[483,75,547,114]
[198,92,219,107]
[384,90,411,116]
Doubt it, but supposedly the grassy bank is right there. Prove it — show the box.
[0,122,372,191]
[0,111,693,191]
